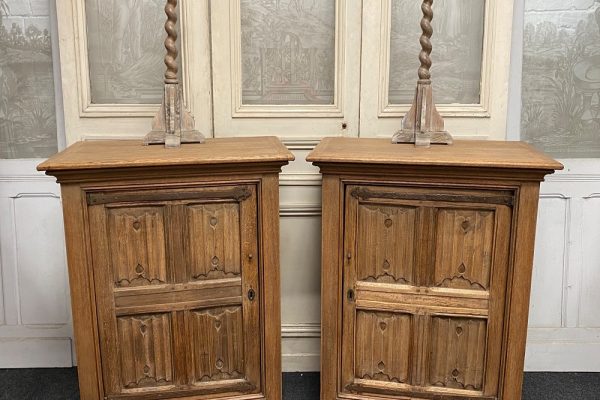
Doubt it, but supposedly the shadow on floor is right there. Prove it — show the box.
[0,369,598,399]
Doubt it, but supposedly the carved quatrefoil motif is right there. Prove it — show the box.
[384,218,393,228]
[378,361,386,371]
[132,220,141,230]
[216,359,224,370]
[210,217,218,227]
[452,369,460,379]
[379,321,387,331]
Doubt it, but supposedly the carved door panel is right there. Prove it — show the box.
[88,184,261,399]
[341,185,512,399]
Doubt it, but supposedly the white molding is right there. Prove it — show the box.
[279,173,323,187]
[526,328,600,372]
[229,0,346,118]
[282,138,322,151]
[376,0,496,118]
[281,323,321,338]
[280,204,322,217]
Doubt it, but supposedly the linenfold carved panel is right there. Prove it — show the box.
[117,313,174,390]
[107,207,168,287]
[357,204,416,284]
[428,316,486,391]
[434,209,495,290]
[186,203,242,280]
[355,311,412,384]
[189,306,245,383]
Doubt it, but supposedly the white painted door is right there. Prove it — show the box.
[519,0,600,372]
[0,0,71,367]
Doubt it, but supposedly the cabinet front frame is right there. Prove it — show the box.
[61,173,283,400]
[320,174,538,400]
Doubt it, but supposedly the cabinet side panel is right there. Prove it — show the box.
[320,175,342,400]
[60,184,103,400]
[260,174,282,399]
[502,183,541,399]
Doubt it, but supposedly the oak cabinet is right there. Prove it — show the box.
[38,137,294,400]
[307,137,562,400]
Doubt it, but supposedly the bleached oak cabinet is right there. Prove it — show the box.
[307,138,562,400]
[38,137,294,400]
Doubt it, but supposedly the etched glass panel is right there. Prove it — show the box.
[85,0,164,104]
[0,0,58,159]
[240,0,336,105]
[389,0,485,105]
[521,0,600,157]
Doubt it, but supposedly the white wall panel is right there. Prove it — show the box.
[14,195,69,325]
[280,216,322,326]
[579,196,600,327]
[528,195,568,328]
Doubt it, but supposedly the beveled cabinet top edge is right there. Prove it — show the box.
[38,136,295,174]
[306,137,563,173]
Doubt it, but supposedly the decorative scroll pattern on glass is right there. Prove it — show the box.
[85,0,164,104]
[355,311,412,384]
[521,1,600,157]
[428,316,486,391]
[389,0,485,105]
[0,0,57,158]
[117,313,174,389]
[240,0,335,105]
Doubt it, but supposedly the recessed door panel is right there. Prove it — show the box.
[356,204,417,284]
[107,206,168,287]
[89,184,262,398]
[427,316,487,392]
[341,184,512,399]
[434,209,495,291]
[355,311,413,385]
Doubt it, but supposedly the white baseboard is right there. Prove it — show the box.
[0,338,73,368]
[525,328,600,372]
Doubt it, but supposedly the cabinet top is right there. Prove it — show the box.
[38,137,295,173]
[307,137,563,172]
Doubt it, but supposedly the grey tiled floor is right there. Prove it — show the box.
[0,369,598,399]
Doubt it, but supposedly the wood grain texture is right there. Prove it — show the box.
[107,207,169,287]
[186,203,241,280]
[307,137,563,171]
[355,311,412,384]
[38,137,293,172]
[434,209,495,290]
[356,203,417,284]
[308,138,560,400]
[41,137,291,400]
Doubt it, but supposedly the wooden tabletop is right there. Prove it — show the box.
[38,136,295,172]
[307,137,563,171]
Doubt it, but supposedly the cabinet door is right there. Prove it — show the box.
[88,185,261,399]
[341,185,513,399]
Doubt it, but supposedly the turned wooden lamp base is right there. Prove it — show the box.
[392,80,453,147]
